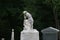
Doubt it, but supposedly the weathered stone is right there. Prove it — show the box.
[11,29,14,40]
[20,11,39,40]
[20,29,39,40]
[1,38,4,40]
[41,27,59,40]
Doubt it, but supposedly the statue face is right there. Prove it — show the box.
[24,14,28,19]
[23,11,31,19]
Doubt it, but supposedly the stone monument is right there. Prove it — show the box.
[1,38,4,40]
[20,11,39,40]
[11,29,14,40]
[41,27,59,40]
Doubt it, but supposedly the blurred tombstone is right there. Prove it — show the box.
[41,27,59,40]
[11,29,14,40]
[1,38,4,40]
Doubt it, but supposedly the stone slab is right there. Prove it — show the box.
[20,29,39,40]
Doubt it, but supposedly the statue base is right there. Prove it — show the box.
[20,29,39,40]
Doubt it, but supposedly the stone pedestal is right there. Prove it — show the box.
[20,29,39,40]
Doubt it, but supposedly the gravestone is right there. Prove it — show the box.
[20,11,39,40]
[1,38,4,40]
[11,29,14,40]
[41,27,59,40]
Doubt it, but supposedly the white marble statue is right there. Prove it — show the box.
[23,11,34,30]
[21,11,39,40]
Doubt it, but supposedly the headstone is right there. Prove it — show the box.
[11,29,14,40]
[1,38,4,40]
[20,11,39,40]
[41,27,59,40]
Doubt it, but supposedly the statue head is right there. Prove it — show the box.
[23,11,30,17]
[23,11,27,14]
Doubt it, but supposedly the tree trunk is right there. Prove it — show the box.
[53,5,60,29]
[53,4,60,40]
